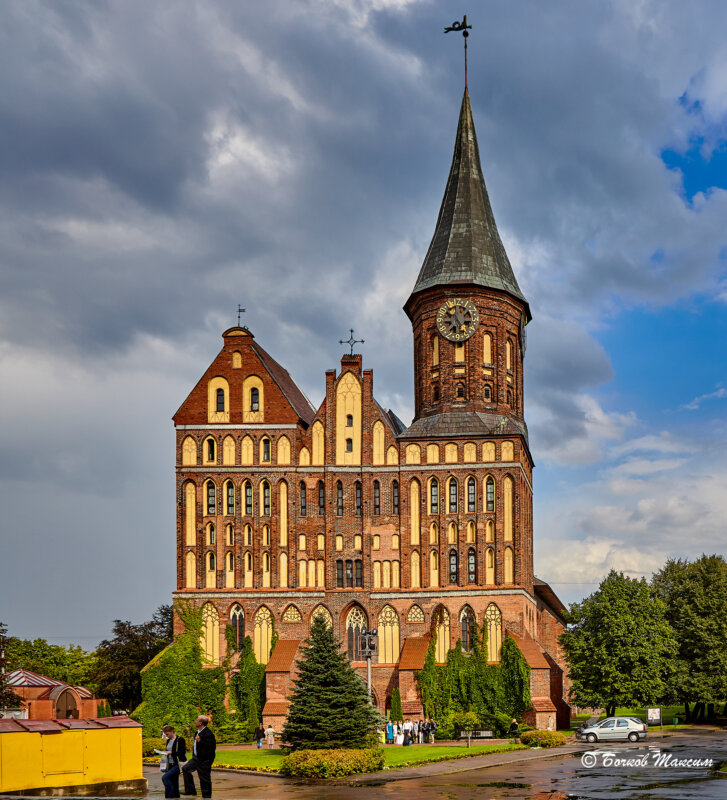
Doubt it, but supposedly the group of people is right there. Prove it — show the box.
[253,722,277,748]
[155,715,217,799]
[385,718,437,745]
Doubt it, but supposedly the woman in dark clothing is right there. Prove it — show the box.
[508,719,520,738]
[254,723,265,749]
[159,725,187,799]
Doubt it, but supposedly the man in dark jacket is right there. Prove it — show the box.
[182,715,216,798]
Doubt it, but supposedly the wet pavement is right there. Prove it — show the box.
[142,728,726,800]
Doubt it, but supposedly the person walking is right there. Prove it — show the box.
[254,723,265,749]
[181,715,216,799]
[508,719,519,738]
[429,717,437,743]
[157,725,186,799]
[265,723,275,749]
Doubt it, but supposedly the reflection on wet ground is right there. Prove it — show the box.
[143,729,726,800]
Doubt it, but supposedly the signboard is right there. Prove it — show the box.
[647,707,662,725]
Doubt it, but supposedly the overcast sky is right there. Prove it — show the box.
[2,0,726,647]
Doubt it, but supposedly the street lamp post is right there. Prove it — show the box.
[361,628,378,702]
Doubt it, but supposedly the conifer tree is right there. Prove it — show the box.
[283,616,379,750]
[389,687,403,721]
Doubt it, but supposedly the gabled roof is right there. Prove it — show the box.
[398,635,431,670]
[406,89,530,321]
[534,577,568,620]
[6,669,65,688]
[508,632,550,670]
[265,639,301,673]
[250,338,315,426]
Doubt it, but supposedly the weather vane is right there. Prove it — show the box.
[444,14,473,89]
[339,328,364,355]
[237,305,246,326]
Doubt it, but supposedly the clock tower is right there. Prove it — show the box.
[404,89,531,431]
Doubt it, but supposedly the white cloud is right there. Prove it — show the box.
[682,385,727,410]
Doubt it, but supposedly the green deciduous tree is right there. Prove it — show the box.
[652,554,727,721]
[560,570,677,717]
[228,635,266,735]
[5,636,96,688]
[92,604,173,710]
[283,616,380,750]
[0,622,23,710]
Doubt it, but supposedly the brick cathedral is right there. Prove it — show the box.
[173,89,571,730]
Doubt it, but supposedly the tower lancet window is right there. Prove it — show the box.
[432,334,439,365]
[455,342,465,362]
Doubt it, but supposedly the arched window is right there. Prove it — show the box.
[182,436,197,466]
[355,481,362,515]
[433,385,440,403]
[226,481,235,515]
[504,477,513,541]
[206,523,215,546]
[261,437,271,463]
[392,480,400,515]
[346,413,353,427]
[448,478,458,513]
[506,339,513,370]
[345,559,354,588]
[226,524,234,546]
[408,604,425,623]
[280,552,288,588]
[467,548,477,583]
[232,350,242,368]
[373,480,380,515]
[410,480,420,545]
[318,480,325,515]
[434,607,450,663]
[483,332,493,364]
[336,481,343,516]
[261,481,271,515]
[373,534,380,550]
[346,607,367,661]
[456,383,465,399]
[216,387,225,412]
[486,477,495,512]
[484,385,492,401]
[277,436,291,464]
[447,521,457,544]
[429,522,438,545]
[429,550,439,587]
[393,559,401,588]
[485,604,503,662]
[244,481,253,515]
[504,546,514,583]
[230,604,244,652]
[250,387,260,411]
[336,534,343,551]
[466,520,475,543]
[225,553,234,587]
[355,559,363,587]
[244,524,252,546]
[432,334,439,366]
[201,603,220,664]
[507,390,513,406]
[241,435,254,465]
[223,436,235,465]
[429,478,439,514]
[253,607,273,664]
[311,605,333,628]
[449,549,458,584]
[467,477,476,512]
[207,551,216,572]
[299,481,307,515]
[411,550,421,588]
[283,605,302,623]
[298,559,307,587]
[298,534,306,550]
[378,605,400,664]
[206,481,216,515]
[317,533,325,550]
[460,606,476,652]
[354,534,362,550]
[244,551,253,587]
[392,533,400,550]
[336,560,344,588]
[346,437,353,453]
[372,420,385,465]
[206,437,216,463]
[185,550,196,588]
[486,547,495,583]
[262,552,271,587]
[262,525,270,546]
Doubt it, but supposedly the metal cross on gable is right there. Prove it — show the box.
[339,328,365,355]
[236,305,246,326]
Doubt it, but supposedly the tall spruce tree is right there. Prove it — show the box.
[283,616,379,750]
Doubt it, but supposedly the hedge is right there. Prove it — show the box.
[280,748,385,778]
[520,730,567,748]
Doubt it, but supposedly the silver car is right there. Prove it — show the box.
[577,716,648,743]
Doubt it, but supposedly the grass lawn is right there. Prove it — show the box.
[212,743,526,772]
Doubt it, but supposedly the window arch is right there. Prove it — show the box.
[467,547,477,583]
[241,435,253,465]
[222,435,235,465]
[373,480,380,515]
[392,480,400,515]
[251,387,260,411]
[230,604,244,652]
[243,376,264,422]
[262,552,271,587]
[260,436,271,463]
[460,606,476,652]
[503,477,513,541]
[226,523,234,546]
[299,481,307,516]
[311,605,333,628]
[463,442,477,462]
[277,436,291,464]
[429,478,439,515]
[405,444,421,464]
[243,481,253,515]
[386,445,399,465]
[483,332,493,364]
[279,552,288,588]
[449,549,458,584]
[244,551,253,587]
[201,603,220,663]
[504,546,514,583]
[206,523,215,546]
[484,384,492,401]
[485,604,503,662]
[317,559,325,587]
[445,442,458,463]
[433,607,450,663]
[312,421,324,465]
[208,377,229,423]
[467,477,476,512]
[485,547,495,584]
[283,604,302,623]
[204,437,216,465]
[466,520,476,544]
[455,383,465,399]
[205,481,216,515]
[410,480,420,544]
[318,480,325,515]
[448,477,458,513]
[336,481,343,516]
[378,606,400,664]
[185,550,196,588]
[431,333,439,366]
[232,350,242,368]
[260,480,271,516]
[225,481,235,515]
[216,387,225,412]
[355,481,362,515]
[506,339,513,370]
[486,476,495,512]
[447,521,457,544]
[372,420,385,465]
[429,522,438,545]
[253,607,273,664]
[410,550,421,588]
[298,559,308,587]
[408,604,425,623]
[426,444,440,463]
[279,481,288,545]
[299,446,310,465]
[346,606,367,661]
[429,549,439,587]
[317,533,325,550]
[182,436,197,466]
[184,482,196,546]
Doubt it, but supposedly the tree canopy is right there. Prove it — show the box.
[560,570,677,717]
[283,616,380,750]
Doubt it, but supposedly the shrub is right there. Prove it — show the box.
[520,730,567,748]
[141,736,165,757]
[280,748,385,778]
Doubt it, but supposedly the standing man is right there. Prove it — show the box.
[182,715,216,798]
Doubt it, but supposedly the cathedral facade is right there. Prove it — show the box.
[172,90,570,730]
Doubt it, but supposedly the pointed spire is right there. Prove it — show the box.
[407,89,530,320]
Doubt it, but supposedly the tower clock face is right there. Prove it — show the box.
[436,298,480,342]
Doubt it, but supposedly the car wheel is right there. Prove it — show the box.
[586,733,597,743]
[628,732,638,742]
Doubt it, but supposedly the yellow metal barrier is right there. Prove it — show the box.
[0,717,146,795]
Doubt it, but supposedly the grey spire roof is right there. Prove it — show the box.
[407,89,530,320]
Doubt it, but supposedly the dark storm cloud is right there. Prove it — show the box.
[3,0,727,639]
